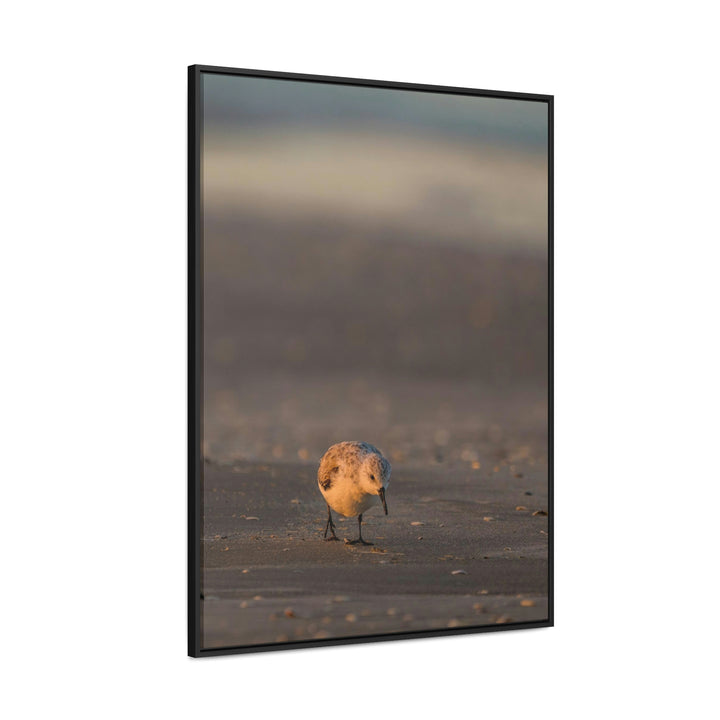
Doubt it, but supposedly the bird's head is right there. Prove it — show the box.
[360,454,391,515]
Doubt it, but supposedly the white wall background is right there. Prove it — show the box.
[2,2,718,717]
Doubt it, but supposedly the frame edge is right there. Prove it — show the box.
[188,64,203,658]
[186,64,554,655]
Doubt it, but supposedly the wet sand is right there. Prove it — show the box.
[201,456,549,650]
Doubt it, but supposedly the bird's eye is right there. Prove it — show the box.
[370,475,375,480]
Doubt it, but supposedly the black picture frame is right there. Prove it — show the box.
[189,64,553,657]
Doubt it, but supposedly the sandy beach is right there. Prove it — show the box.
[201,453,549,649]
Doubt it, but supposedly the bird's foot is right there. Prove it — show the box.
[324,535,340,542]
[344,538,374,546]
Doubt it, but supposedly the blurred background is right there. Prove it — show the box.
[202,73,549,468]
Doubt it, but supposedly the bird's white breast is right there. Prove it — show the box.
[320,481,379,518]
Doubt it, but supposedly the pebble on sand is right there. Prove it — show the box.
[532,510,548,516]
[451,569,468,575]
[520,599,536,607]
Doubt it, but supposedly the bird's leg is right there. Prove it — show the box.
[324,504,339,541]
[345,514,373,545]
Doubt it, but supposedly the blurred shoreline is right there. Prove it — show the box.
[204,371,546,468]
[203,209,548,466]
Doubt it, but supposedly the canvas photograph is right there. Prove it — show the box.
[189,65,552,656]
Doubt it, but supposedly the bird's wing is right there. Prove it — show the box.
[319,464,339,490]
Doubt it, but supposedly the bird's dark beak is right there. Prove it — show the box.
[378,487,388,515]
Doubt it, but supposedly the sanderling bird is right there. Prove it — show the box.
[317,441,391,545]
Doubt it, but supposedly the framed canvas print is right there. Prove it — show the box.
[188,64,553,657]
